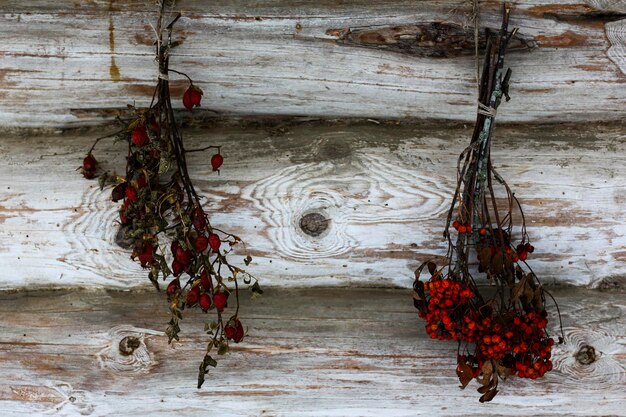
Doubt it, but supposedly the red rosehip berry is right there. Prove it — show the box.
[82,154,98,179]
[111,182,128,202]
[211,153,224,171]
[452,220,460,230]
[199,293,212,311]
[519,251,528,261]
[224,318,244,343]
[458,225,467,233]
[195,235,209,252]
[183,84,203,111]
[131,125,150,147]
[175,246,192,266]
[213,291,228,312]
[186,285,201,306]
[166,278,180,296]
[208,233,221,252]
[479,227,487,236]
[137,241,155,267]
[125,186,138,203]
[466,225,472,233]
[172,259,184,276]
[200,269,212,291]
[192,207,207,230]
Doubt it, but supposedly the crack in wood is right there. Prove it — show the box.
[330,23,535,57]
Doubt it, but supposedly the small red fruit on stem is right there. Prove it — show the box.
[195,235,209,252]
[192,207,207,230]
[82,154,98,179]
[125,186,138,203]
[200,269,212,291]
[166,278,180,296]
[199,293,212,311]
[213,291,228,312]
[224,318,244,343]
[186,285,201,306]
[211,153,224,171]
[183,84,203,111]
[131,125,150,147]
[208,233,221,252]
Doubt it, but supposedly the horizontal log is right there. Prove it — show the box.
[0,1,625,127]
[0,120,624,290]
[0,287,623,416]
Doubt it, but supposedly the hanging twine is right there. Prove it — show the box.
[477,102,497,117]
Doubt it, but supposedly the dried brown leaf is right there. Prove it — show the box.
[479,388,499,403]
[456,361,473,389]
[491,251,503,274]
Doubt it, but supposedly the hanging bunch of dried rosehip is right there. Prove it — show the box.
[412,6,562,402]
[81,1,260,388]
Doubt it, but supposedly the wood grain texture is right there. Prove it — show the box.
[0,121,624,290]
[0,287,624,416]
[0,1,625,127]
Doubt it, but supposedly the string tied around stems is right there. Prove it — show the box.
[477,102,497,117]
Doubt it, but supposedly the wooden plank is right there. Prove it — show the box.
[0,287,623,416]
[0,1,625,127]
[0,121,624,290]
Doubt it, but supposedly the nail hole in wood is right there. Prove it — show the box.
[300,212,329,237]
[119,336,141,356]
[575,344,597,365]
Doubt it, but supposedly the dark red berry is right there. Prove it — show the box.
[82,154,98,179]
[200,269,212,291]
[195,235,208,252]
[186,285,201,306]
[183,85,203,111]
[192,207,207,230]
[166,278,180,296]
[199,293,212,311]
[111,182,128,202]
[224,318,244,343]
[175,246,192,266]
[525,243,535,253]
[137,242,155,267]
[131,125,150,147]
[208,233,221,252]
[172,259,184,276]
[211,154,224,171]
[213,291,228,312]
[171,240,181,256]
[125,186,138,203]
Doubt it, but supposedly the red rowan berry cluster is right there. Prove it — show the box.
[81,3,260,388]
[413,6,561,402]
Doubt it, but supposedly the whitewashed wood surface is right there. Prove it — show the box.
[0,121,624,290]
[0,0,625,127]
[0,287,623,416]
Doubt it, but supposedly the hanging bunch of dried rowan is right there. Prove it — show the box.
[412,6,562,402]
[81,1,261,388]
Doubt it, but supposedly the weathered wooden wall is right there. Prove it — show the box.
[0,0,625,127]
[0,287,624,416]
[1,121,624,290]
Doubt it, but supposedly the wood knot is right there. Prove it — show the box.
[119,336,141,356]
[97,325,163,375]
[575,344,597,365]
[300,212,330,236]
